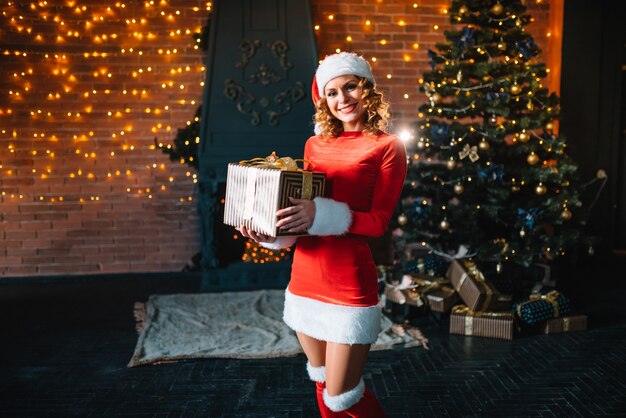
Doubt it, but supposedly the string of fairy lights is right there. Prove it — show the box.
[0,0,211,204]
[0,1,552,206]
[312,0,553,144]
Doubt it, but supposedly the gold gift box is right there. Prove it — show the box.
[223,154,326,237]
[425,286,460,313]
[543,314,587,334]
[384,275,458,312]
[447,259,512,312]
[449,305,515,340]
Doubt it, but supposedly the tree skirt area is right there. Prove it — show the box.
[128,289,428,367]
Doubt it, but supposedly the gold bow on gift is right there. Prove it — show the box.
[239,151,309,171]
[458,144,479,162]
[517,290,561,319]
[239,152,314,200]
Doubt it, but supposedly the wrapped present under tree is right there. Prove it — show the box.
[513,290,571,326]
[447,259,512,312]
[450,305,516,340]
[543,314,587,334]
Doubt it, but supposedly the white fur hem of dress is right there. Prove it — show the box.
[283,289,382,344]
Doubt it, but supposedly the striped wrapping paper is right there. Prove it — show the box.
[450,305,515,340]
[223,163,326,237]
[543,315,587,334]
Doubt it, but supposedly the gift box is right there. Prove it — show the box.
[384,274,459,313]
[449,305,515,340]
[447,259,512,312]
[425,286,460,313]
[513,290,571,326]
[223,153,326,237]
[402,251,449,277]
[543,314,587,334]
[384,285,424,307]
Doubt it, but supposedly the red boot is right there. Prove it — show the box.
[344,387,386,418]
[307,362,340,418]
[323,379,386,418]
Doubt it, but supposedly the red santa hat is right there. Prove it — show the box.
[311,52,375,107]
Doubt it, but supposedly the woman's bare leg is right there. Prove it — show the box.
[324,342,370,396]
[296,332,327,367]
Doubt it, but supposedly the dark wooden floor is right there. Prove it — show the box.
[1,254,625,417]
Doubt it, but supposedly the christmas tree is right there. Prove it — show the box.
[399,0,582,271]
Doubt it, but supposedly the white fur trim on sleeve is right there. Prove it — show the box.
[323,378,365,412]
[307,197,352,236]
[260,235,297,250]
[306,362,326,383]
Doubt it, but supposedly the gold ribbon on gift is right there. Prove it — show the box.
[516,290,561,319]
[452,305,513,336]
[457,260,494,312]
[239,152,314,199]
[563,317,570,332]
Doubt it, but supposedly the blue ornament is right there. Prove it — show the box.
[516,38,538,60]
[517,207,541,230]
[452,27,476,50]
[429,123,450,144]
[478,164,505,183]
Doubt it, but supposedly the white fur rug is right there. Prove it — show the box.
[128,290,428,367]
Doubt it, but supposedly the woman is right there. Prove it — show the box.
[239,52,407,417]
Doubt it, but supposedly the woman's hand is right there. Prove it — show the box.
[237,225,276,244]
[275,197,316,233]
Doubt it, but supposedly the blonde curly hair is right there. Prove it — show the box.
[313,77,390,138]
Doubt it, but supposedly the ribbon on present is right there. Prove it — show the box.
[452,305,513,336]
[387,275,449,305]
[239,152,314,200]
[516,290,561,319]
[455,260,494,312]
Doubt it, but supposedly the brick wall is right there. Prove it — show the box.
[0,0,554,277]
[311,0,552,130]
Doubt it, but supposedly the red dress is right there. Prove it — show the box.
[282,131,407,344]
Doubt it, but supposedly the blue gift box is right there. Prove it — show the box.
[513,290,571,326]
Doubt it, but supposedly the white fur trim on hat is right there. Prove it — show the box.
[307,197,352,236]
[315,52,375,96]
[306,362,326,383]
[323,378,365,412]
[283,289,382,344]
[260,235,297,250]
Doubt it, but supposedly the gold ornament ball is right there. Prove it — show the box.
[490,2,503,15]
[545,122,554,130]
[459,5,468,14]
[397,214,408,225]
[454,183,464,194]
[527,152,539,165]
[561,208,572,221]
[535,183,547,195]
[479,140,490,151]
[446,159,456,170]
[510,84,522,95]
[439,219,450,230]
[432,92,442,103]
[518,131,530,142]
